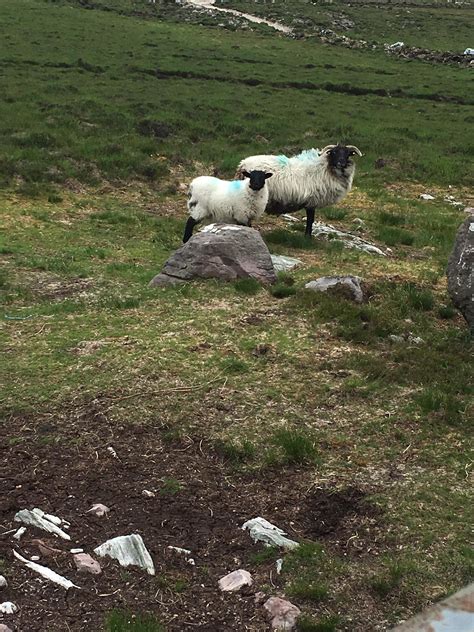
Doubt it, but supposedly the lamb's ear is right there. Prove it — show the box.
[265,172,273,179]
[241,170,251,179]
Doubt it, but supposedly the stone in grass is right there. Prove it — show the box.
[218,569,253,592]
[264,597,301,631]
[73,553,101,575]
[149,225,277,287]
[305,275,365,303]
[271,254,302,273]
[94,534,155,575]
[447,215,474,331]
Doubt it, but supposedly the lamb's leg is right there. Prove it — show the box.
[305,208,315,238]
[183,217,200,243]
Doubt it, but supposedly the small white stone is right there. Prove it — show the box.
[13,526,26,540]
[86,503,110,517]
[30,556,41,561]
[0,575,7,588]
[276,558,283,574]
[218,569,253,592]
[0,602,17,615]
[70,548,84,554]
[142,490,156,498]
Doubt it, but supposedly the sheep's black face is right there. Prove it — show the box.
[243,170,273,191]
[327,145,354,171]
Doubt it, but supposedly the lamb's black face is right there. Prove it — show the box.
[327,145,354,171]
[242,170,273,191]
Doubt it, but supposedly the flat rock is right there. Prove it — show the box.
[447,216,474,330]
[305,275,365,303]
[312,221,386,256]
[94,534,155,575]
[218,569,253,592]
[150,225,277,287]
[264,597,301,630]
[242,517,299,550]
[74,553,102,575]
[271,254,302,273]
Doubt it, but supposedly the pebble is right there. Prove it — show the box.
[0,625,14,632]
[86,503,110,517]
[74,553,102,575]
[0,576,7,589]
[0,602,18,615]
[218,569,253,592]
[264,597,301,631]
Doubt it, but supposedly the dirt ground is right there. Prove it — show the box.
[0,411,383,632]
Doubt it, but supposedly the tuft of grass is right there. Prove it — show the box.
[321,208,347,221]
[405,285,435,311]
[369,560,415,598]
[438,305,457,319]
[233,277,262,295]
[297,615,340,632]
[287,578,329,602]
[220,356,249,374]
[377,226,415,246]
[377,211,406,226]
[106,611,164,632]
[272,429,318,465]
[415,388,463,425]
[270,283,298,299]
[159,478,183,496]
[249,545,280,565]
[214,439,256,463]
[265,229,318,250]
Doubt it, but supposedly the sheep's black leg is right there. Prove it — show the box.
[305,208,315,238]
[183,217,199,243]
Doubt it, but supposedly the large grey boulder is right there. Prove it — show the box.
[447,216,474,330]
[305,275,366,303]
[150,225,277,287]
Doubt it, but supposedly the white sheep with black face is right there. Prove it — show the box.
[235,144,362,237]
[183,170,273,243]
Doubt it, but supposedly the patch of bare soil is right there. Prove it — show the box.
[0,413,384,632]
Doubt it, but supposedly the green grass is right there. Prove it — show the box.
[106,611,164,632]
[1,1,473,630]
[297,615,340,632]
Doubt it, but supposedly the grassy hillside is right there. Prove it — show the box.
[0,1,473,631]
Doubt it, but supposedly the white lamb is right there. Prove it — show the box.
[183,170,273,243]
[235,144,362,237]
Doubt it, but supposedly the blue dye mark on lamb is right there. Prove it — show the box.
[228,180,244,192]
[277,155,290,167]
[295,149,320,162]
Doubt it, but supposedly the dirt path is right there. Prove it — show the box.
[186,0,292,34]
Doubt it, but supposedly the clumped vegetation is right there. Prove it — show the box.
[1,1,472,631]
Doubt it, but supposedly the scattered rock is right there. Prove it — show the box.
[271,254,302,273]
[70,548,84,554]
[142,490,156,498]
[447,216,474,330]
[0,624,14,632]
[389,334,424,345]
[0,602,17,615]
[305,275,365,303]
[254,591,266,604]
[168,546,195,566]
[276,559,283,574]
[94,534,155,575]
[312,221,386,256]
[264,597,301,631]
[464,207,474,215]
[13,550,79,590]
[242,517,299,550]
[14,509,71,540]
[12,526,26,541]
[86,503,110,517]
[0,576,7,589]
[150,225,277,287]
[218,569,253,592]
[420,193,435,200]
[74,553,102,575]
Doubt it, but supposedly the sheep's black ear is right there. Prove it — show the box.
[265,172,273,179]
[242,170,251,178]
